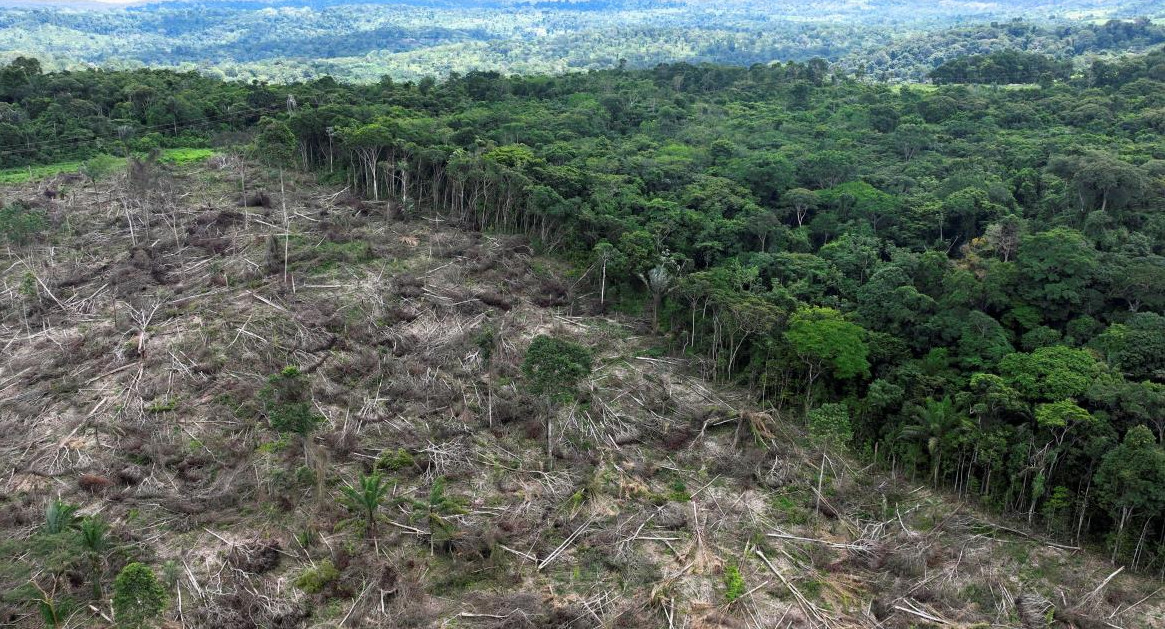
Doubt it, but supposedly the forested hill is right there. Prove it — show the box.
[5,45,1165,577]
[0,0,1161,82]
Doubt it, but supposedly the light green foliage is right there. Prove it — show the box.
[998,345,1100,403]
[112,563,167,629]
[294,560,339,594]
[157,148,214,165]
[785,306,869,381]
[807,403,853,449]
[404,477,467,552]
[521,335,593,404]
[377,447,415,471]
[1034,400,1093,430]
[723,565,746,602]
[79,154,123,182]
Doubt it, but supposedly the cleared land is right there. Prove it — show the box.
[0,157,1160,628]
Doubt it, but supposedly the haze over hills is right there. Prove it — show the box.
[0,0,1162,82]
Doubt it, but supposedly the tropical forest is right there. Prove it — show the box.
[3,1,1165,628]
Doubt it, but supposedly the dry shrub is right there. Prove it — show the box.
[881,534,932,578]
[689,610,748,629]
[188,589,307,629]
[383,306,420,325]
[395,274,424,298]
[239,191,271,208]
[659,425,695,451]
[462,592,552,629]
[490,390,536,425]
[227,539,283,574]
[754,451,799,489]
[0,493,35,528]
[1015,591,1053,629]
[115,465,145,487]
[476,290,513,311]
[534,278,567,307]
[79,473,113,494]
[608,604,658,629]
[707,446,766,481]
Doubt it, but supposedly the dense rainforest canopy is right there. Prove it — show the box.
[6,45,1165,569]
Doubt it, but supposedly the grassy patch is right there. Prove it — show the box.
[0,159,93,184]
[287,236,375,273]
[0,148,215,185]
[158,147,216,165]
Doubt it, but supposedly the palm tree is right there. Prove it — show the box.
[900,397,971,487]
[77,516,111,599]
[405,477,466,555]
[340,472,390,539]
[43,500,79,534]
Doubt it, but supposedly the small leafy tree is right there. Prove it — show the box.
[807,403,853,449]
[784,306,869,411]
[807,402,853,516]
[80,154,123,195]
[521,335,593,405]
[255,116,297,169]
[259,366,324,459]
[723,565,745,603]
[340,472,390,539]
[1095,426,1165,562]
[0,201,47,247]
[522,335,593,456]
[30,581,71,629]
[112,563,167,629]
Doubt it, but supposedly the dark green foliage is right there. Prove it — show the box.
[403,477,467,554]
[112,563,166,629]
[0,202,46,246]
[2,42,1165,568]
[259,366,323,437]
[1095,426,1165,559]
[930,50,1072,84]
[77,516,111,599]
[256,117,297,168]
[340,472,390,538]
[521,335,593,404]
[43,500,79,535]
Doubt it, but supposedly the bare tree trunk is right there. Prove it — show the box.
[281,168,289,286]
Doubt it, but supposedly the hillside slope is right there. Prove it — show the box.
[0,158,1161,629]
